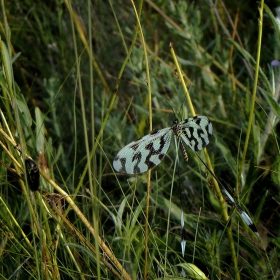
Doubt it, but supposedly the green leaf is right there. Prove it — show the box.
[271,156,280,187]
[229,39,273,94]
[264,4,280,46]
[229,39,255,64]
[35,107,45,153]
[15,94,32,127]
[150,193,219,228]
[177,263,208,279]
[259,87,280,117]
[215,135,237,177]
[0,40,13,94]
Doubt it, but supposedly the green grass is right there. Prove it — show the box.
[0,0,280,279]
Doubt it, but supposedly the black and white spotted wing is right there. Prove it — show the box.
[113,116,212,174]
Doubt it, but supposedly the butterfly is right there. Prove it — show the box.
[113,115,259,237]
[113,116,212,174]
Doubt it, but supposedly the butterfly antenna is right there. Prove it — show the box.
[178,96,188,119]
[165,99,178,119]
[194,151,259,237]
[175,138,187,257]
[178,168,187,258]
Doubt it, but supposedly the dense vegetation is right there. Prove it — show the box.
[0,0,280,279]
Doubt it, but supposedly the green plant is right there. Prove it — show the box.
[0,0,279,279]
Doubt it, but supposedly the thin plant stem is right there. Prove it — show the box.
[169,42,240,280]
[238,1,264,188]
[64,0,111,94]
[130,0,152,279]
[40,170,132,280]
[68,0,139,205]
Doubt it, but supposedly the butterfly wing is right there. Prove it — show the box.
[178,116,213,151]
[113,127,172,174]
